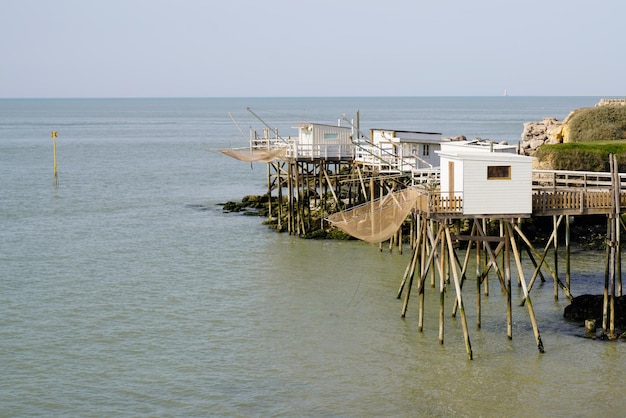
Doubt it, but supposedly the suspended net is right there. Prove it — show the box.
[327,188,423,243]
[220,147,287,163]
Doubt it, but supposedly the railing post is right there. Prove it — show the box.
[580,190,584,214]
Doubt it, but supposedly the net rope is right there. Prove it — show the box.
[220,147,287,163]
[327,188,422,243]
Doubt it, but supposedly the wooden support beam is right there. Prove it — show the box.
[505,222,545,353]
[451,235,504,242]
[512,223,574,303]
[451,229,473,317]
[444,225,473,360]
[475,221,508,295]
[505,220,513,339]
[401,236,421,318]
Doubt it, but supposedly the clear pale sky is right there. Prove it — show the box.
[2,0,625,98]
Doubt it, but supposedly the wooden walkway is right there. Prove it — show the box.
[532,170,626,216]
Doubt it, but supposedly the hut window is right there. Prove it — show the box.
[487,165,511,180]
[422,144,430,156]
[323,133,338,140]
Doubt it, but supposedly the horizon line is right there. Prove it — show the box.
[0,94,615,100]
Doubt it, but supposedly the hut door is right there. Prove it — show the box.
[448,161,455,199]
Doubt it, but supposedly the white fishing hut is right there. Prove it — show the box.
[292,123,353,161]
[437,143,534,216]
[356,129,442,172]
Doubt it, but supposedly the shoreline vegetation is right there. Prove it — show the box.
[523,102,626,170]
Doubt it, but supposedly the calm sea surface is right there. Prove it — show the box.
[1,97,623,417]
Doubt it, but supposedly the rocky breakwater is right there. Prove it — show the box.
[519,115,571,157]
[520,98,626,157]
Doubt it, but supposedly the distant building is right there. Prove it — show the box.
[291,123,353,161]
[355,129,442,172]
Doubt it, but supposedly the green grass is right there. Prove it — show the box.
[534,105,626,171]
[567,105,626,142]
[535,140,626,171]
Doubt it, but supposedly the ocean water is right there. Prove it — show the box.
[1,96,624,417]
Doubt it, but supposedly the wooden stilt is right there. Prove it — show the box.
[397,246,416,299]
[553,215,559,300]
[475,221,507,292]
[613,154,622,303]
[267,162,272,221]
[482,218,489,296]
[444,225,473,360]
[294,161,301,236]
[514,217,566,295]
[439,234,446,346]
[506,222,545,352]
[512,223,573,303]
[565,214,571,291]
[505,220,513,340]
[476,220,482,329]
[317,163,322,229]
[617,216,626,296]
[401,239,420,318]
[398,213,422,298]
[430,219,436,288]
[410,212,415,249]
[618,214,623,297]
[603,214,610,335]
[522,240,546,283]
[418,224,427,332]
[277,162,283,230]
[287,160,294,234]
[607,154,619,338]
[422,223,446,344]
[451,232,473,317]
[416,221,445,333]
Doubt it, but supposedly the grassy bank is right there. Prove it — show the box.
[535,140,626,171]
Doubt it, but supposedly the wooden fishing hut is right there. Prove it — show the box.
[331,147,626,358]
[437,143,533,215]
[273,122,357,235]
[220,119,362,236]
[327,143,542,359]
[400,147,545,360]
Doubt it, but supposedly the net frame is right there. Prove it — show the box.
[327,188,421,243]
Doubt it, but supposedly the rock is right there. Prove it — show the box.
[528,138,546,151]
[564,294,626,328]
[520,117,567,156]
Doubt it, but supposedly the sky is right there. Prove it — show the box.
[1,0,625,98]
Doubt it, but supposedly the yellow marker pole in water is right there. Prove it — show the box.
[52,131,58,187]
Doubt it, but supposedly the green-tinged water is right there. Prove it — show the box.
[2,97,623,417]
